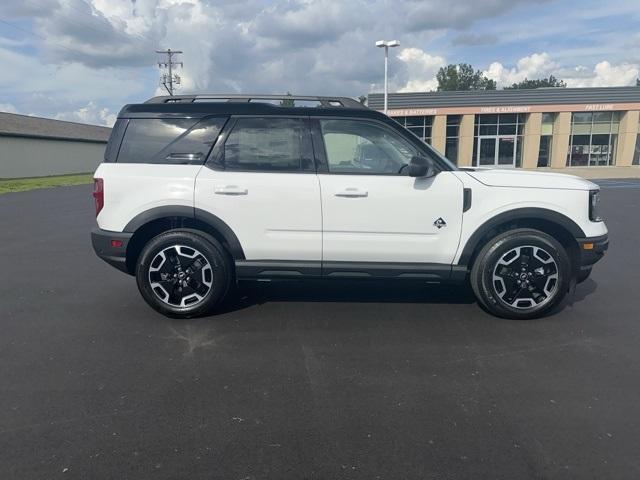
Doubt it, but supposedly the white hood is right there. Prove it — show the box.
[463,168,598,191]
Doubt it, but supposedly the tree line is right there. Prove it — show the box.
[435,63,566,91]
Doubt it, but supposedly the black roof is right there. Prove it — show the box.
[0,112,111,142]
[119,95,382,120]
[368,86,640,109]
[145,94,366,109]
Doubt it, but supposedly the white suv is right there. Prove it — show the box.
[92,94,608,319]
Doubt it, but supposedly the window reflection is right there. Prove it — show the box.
[566,112,619,166]
[394,116,433,144]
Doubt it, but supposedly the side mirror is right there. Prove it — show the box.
[408,155,436,178]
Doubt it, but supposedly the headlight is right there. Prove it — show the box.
[589,190,602,222]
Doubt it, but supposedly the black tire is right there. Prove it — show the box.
[470,228,571,320]
[135,229,232,318]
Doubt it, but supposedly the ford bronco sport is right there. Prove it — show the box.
[92,94,608,319]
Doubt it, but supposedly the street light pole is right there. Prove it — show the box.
[383,45,388,113]
[376,40,400,115]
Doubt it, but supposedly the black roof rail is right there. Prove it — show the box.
[144,94,367,109]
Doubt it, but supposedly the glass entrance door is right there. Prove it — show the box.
[478,137,497,166]
[476,135,517,167]
[497,137,515,166]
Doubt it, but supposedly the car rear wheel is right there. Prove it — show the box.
[136,230,231,318]
[470,229,571,320]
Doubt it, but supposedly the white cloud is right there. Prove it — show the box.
[396,47,446,92]
[0,44,147,122]
[484,52,558,87]
[563,61,640,87]
[0,103,18,114]
[1,0,640,122]
[1,0,539,101]
[485,53,639,89]
[54,101,117,126]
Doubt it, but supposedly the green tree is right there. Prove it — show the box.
[358,95,367,105]
[279,91,295,107]
[636,78,640,86]
[436,63,497,91]
[504,75,567,89]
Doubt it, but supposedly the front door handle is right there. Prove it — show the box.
[214,185,248,195]
[335,187,368,198]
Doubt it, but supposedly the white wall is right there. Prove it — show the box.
[0,136,106,178]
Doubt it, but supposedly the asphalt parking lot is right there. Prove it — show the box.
[1,180,639,479]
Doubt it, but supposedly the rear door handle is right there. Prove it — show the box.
[335,187,368,198]
[214,185,248,195]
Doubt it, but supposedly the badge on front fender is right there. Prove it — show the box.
[434,217,447,229]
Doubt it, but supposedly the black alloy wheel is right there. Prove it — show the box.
[136,230,231,318]
[470,228,571,319]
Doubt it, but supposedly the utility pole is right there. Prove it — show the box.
[156,48,183,96]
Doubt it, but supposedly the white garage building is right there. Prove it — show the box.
[0,112,110,178]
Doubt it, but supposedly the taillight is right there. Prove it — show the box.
[93,178,104,216]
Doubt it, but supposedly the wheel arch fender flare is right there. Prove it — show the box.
[457,207,586,266]
[123,205,245,260]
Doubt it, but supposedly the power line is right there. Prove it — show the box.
[2,0,158,56]
[0,17,78,54]
[47,0,156,46]
[156,48,183,96]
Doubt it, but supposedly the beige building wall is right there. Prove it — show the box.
[430,115,446,155]
[614,110,639,167]
[522,113,542,169]
[457,114,475,167]
[550,111,572,168]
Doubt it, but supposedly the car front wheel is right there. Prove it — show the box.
[470,229,571,320]
[135,230,231,318]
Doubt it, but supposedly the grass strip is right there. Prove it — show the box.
[0,173,94,194]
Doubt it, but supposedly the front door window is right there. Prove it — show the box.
[319,119,418,175]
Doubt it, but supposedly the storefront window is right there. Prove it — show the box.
[473,113,525,167]
[394,116,433,144]
[538,114,554,167]
[538,136,552,167]
[634,121,640,165]
[541,113,555,135]
[566,112,619,166]
[445,115,460,164]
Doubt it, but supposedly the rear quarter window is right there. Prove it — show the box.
[116,117,227,165]
[104,119,128,163]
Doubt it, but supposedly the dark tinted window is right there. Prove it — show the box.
[117,117,226,164]
[104,119,128,162]
[224,118,308,172]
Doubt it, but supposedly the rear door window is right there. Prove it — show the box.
[222,117,312,172]
[117,117,227,164]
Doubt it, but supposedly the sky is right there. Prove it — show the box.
[1,0,639,126]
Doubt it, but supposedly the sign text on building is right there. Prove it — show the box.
[386,108,438,116]
[584,104,614,111]
[479,106,532,113]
